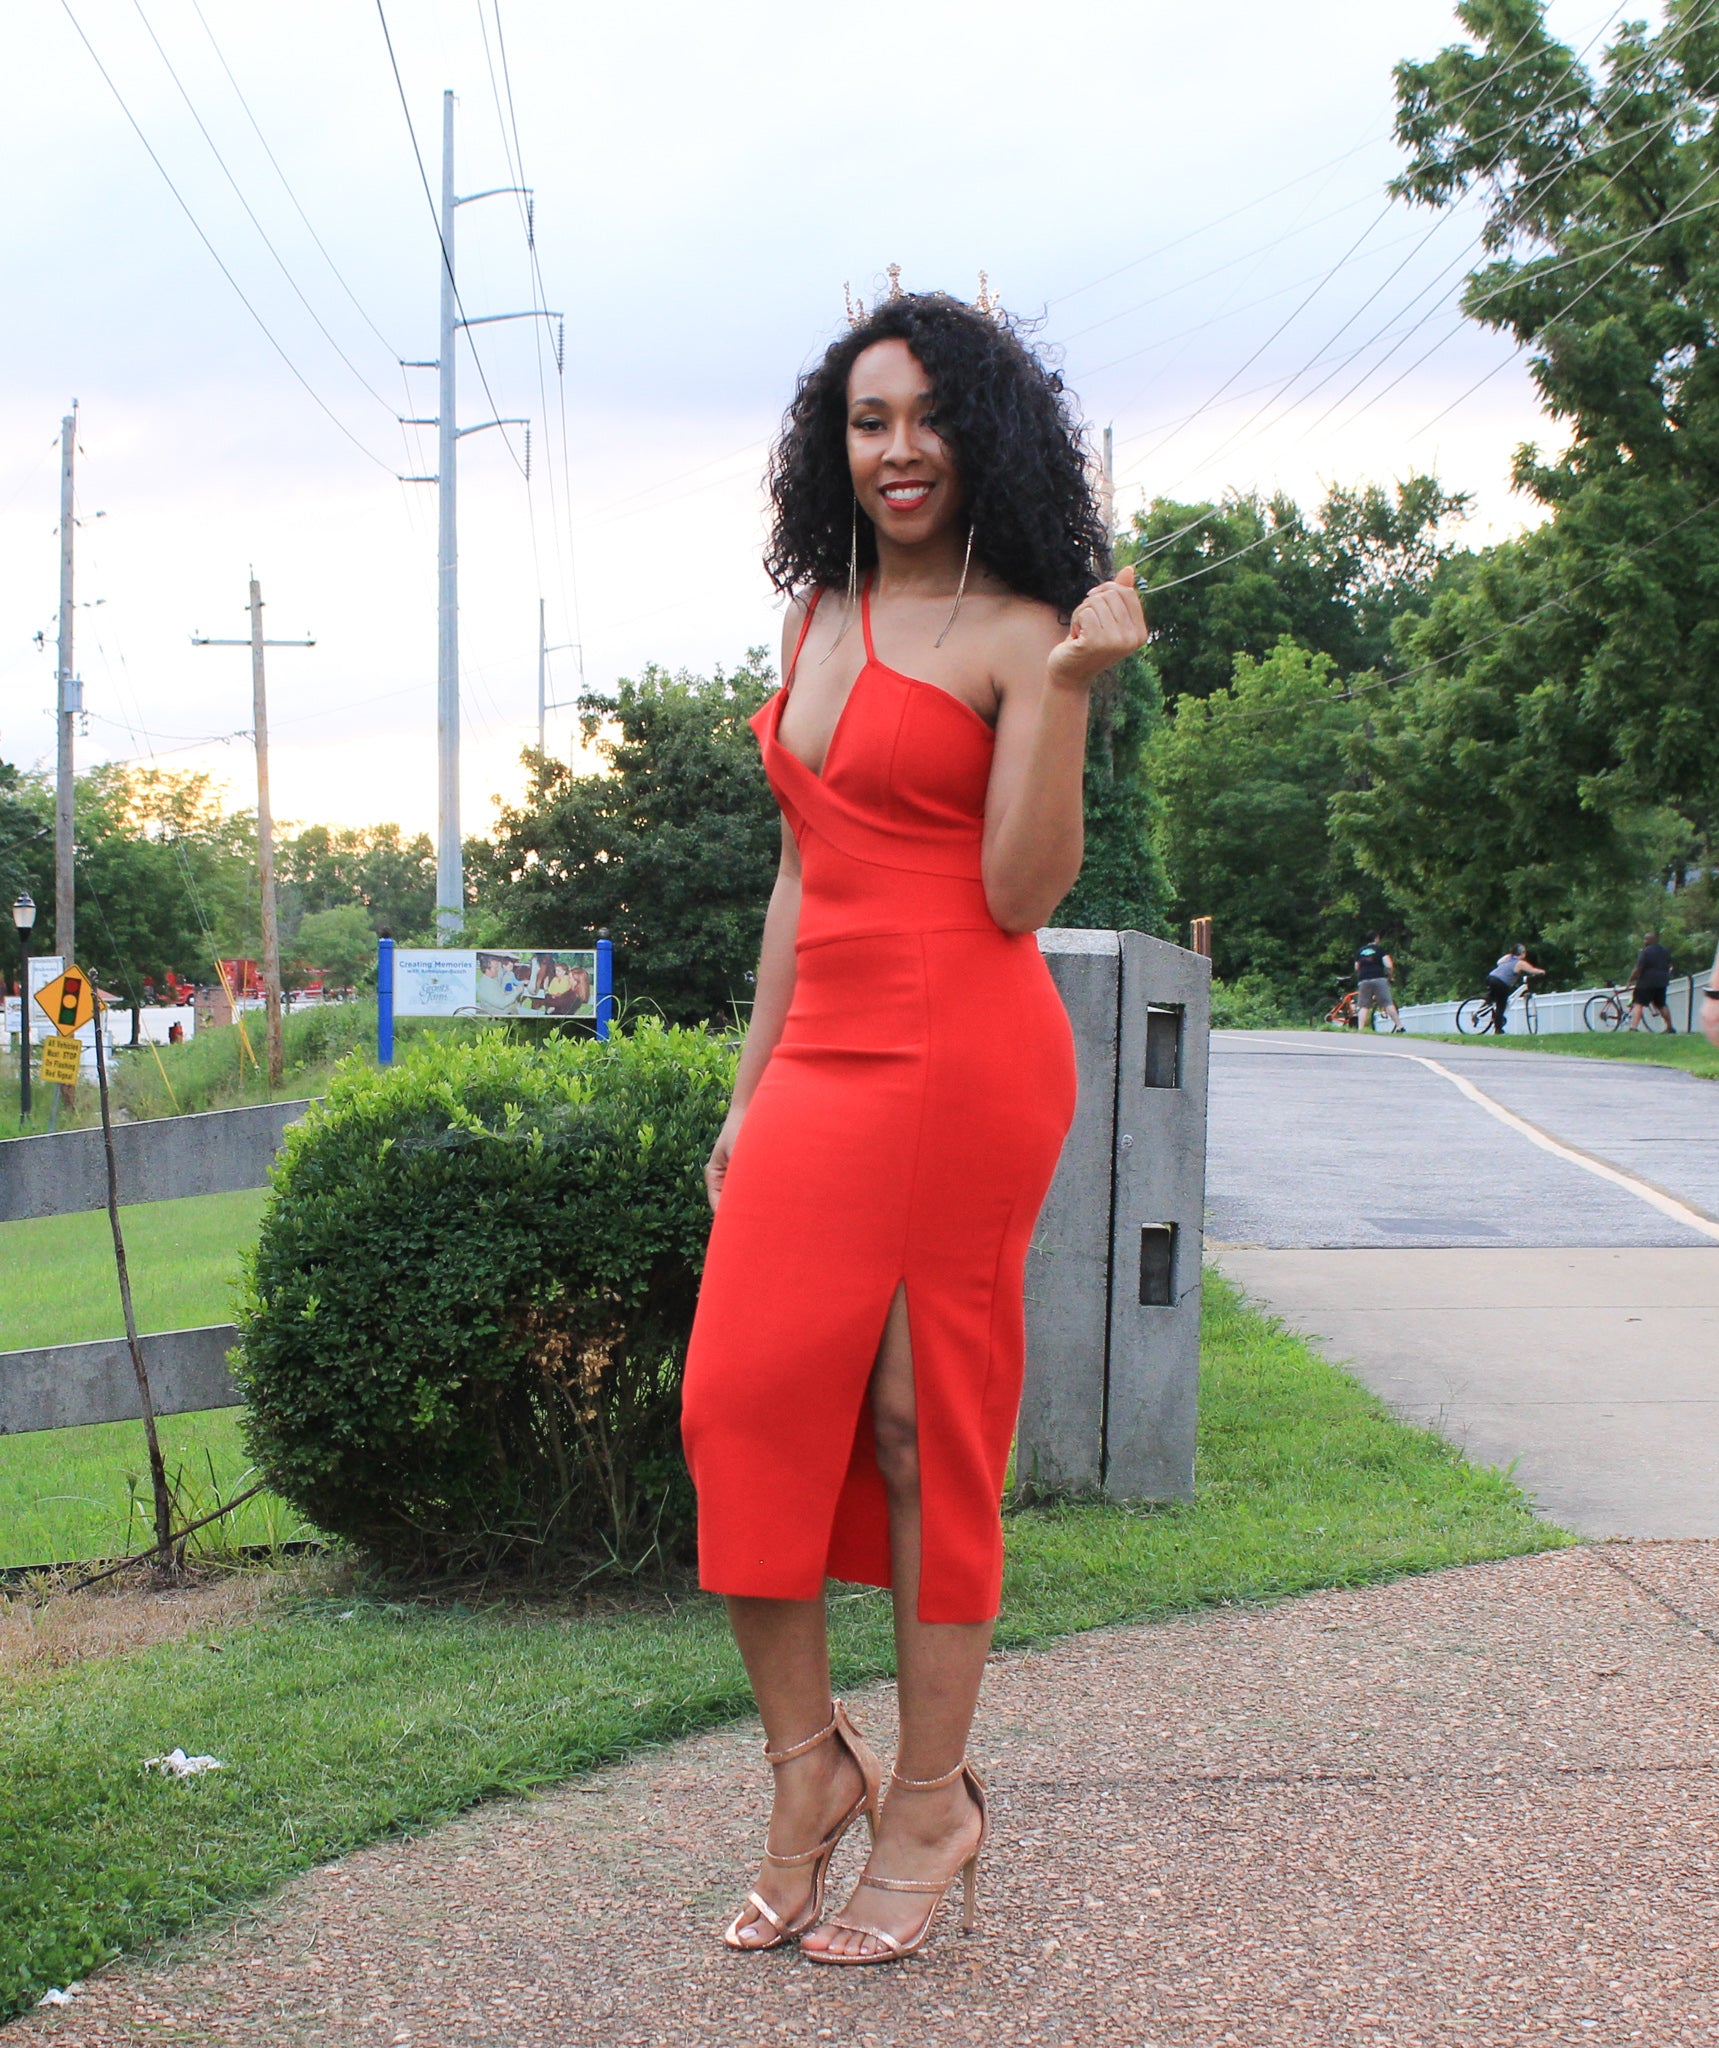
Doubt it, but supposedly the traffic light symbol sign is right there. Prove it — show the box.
[33,966,97,1035]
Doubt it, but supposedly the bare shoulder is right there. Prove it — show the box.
[980,588,1066,694]
[779,590,812,672]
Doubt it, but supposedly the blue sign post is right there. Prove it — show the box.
[596,935,613,1042]
[377,936,395,1067]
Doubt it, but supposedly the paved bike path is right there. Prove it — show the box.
[1208,1032,1719,1537]
[1208,1031,1719,1248]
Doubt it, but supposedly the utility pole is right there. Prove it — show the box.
[193,581,314,1090]
[56,404,79,966]
[436,89,459,938]
[537,598,579,754]
[1100,422,1116,557]
[397,90,558,936]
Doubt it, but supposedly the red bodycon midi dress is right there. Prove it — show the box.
[680,583,1077,1624]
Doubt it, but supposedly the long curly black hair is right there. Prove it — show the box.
[764,291,1110,619]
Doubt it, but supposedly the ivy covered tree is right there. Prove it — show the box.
[1053,650,1170,936]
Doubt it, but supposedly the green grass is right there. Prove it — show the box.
[0,1274,1568,2015]
[0,1409,316,1571]
[0,1188,266,1352]
[0,1188,296,1570]
[1419,1026,1719,1079]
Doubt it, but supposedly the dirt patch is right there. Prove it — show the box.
[0,1558,322,1680]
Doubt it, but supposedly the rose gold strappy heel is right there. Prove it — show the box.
[722,1701,882,1952]
[803,1759,988,1966]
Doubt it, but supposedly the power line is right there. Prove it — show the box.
[185,0,405,362]
[1186,483,1719,736]
[58,0,397,475]
[484,0,587,702]
[128,0,402,419]
[373,0,529,480]
[1107,7,1631,487]
[1220,84,1690,466]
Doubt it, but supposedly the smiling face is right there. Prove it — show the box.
[846,338,963,546]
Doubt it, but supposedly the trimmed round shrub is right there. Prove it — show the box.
[234,1022,732,1573]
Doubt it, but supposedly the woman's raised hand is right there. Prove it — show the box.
[1047,564,1148,689]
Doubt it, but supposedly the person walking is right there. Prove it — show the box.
[1485,943,1545,1032]
[1701,939,1719,1049]
[1627,930,1676,1031]
[1354,932,1403,1033]
[680,289,1146,1966]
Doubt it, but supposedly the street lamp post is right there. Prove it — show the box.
[12,893,36,1126]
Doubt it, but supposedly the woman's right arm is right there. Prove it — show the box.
[705,819,800,1211]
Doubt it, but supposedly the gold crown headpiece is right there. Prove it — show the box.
[844,267,1004,326]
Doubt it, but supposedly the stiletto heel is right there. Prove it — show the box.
[722,1701,882,1952]
[805,1759,988,1965]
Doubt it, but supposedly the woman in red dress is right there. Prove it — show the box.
[680,289,1146,1964]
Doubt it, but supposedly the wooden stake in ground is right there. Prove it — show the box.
[90,991,176,1567]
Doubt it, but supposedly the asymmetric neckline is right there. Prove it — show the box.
[773,580,994,783]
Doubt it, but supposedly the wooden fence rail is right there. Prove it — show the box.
[0,1100,307,1437]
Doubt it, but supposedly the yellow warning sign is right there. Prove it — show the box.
[34,966,96,1035]
[39,1034,83,1087]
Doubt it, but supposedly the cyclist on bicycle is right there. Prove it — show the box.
[1354,932,1404,1033]
[1626,930,1676,1032]
[1485,944,1545,1033]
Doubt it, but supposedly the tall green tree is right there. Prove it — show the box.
[278,822,438,940]
[472,654,780,1026]
[1334,534,1686,992]
[1374,0,1719,952]
[72,766,257,998]
[0,765,53,963]
[1122,476,1469,702]
[1149,639,1398,1004]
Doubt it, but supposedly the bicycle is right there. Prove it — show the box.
[1324,989,1359,1029]
[1456,982,1538,1035]
[1583,983,1672,1031]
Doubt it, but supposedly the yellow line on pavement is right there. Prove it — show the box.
[1409,1055,1719,1245]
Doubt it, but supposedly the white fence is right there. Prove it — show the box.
[1397,971,1706,1036]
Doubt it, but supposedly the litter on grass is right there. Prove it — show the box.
[36,1986,81,2007]
[143,1748,224,1777]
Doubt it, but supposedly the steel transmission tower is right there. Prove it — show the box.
[55,404,80,965]
[399,91,559,937]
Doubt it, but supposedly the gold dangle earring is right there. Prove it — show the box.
[824,497,861,662]
[935,524,975,648]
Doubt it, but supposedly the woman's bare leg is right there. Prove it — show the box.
[723,1593,866,1946]
[802,1286,990,1959]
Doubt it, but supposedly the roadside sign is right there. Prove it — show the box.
[34,966,96,1035]
[39,1035,83,1087]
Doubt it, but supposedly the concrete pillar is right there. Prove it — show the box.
[1020,928,1211,1501]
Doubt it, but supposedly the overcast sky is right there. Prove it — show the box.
[1,0,1642,840]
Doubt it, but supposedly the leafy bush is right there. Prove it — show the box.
[1208,972,1294,1029]
[234,1023,732,1574]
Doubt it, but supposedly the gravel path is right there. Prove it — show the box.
[16,1543,1719,2048]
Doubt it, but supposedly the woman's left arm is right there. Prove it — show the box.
[981,569,1148,933]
